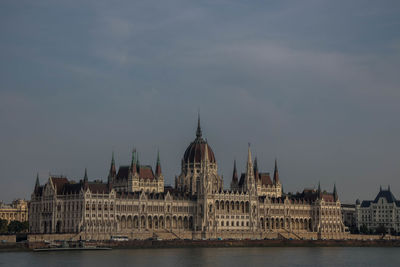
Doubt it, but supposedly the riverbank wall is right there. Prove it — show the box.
[3,233,400,251]
[0,235,16,243]
[18,238,400,251]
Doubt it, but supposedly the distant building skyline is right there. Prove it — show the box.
[356,186,400,234]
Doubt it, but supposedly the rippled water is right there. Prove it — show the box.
[1,247,400,267]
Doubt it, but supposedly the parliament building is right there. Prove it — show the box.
[29,118,346,240]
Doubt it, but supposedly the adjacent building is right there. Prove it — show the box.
[341,204,356,232]
[356,187,400,234]
[29,118,346,240]
[0,199,28,223]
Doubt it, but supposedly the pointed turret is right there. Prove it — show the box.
[317,181,322,199]
[155,149,162,176]
[233,159,238,181]
[231,159,239,190]
[245,143,255,192]
[34,173,40,192]
[333,183,338,202]
[273,158,280,184]
[246,143,253,173]
[108,152,116,184]
[136,152,140,172]
[254,157,260,184]
[130,149,137,174]
[84,168,88,183]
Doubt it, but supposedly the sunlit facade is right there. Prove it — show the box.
[29,118,346,240]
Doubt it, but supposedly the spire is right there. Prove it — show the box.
[245,143,255,192]
[130,149,137,174]
[254,156,259,183]
[136,152,140,172]
[317,181,321,199]
[84,168,88,183]
[273,158,280,184]
[333,183,338,202]
[131,149,135,167]
[247,143,253,168]
[35,173,40,189]
[380,185,382,192]
[109,151,116,179]
[231,159,239,191]
[388,185,391,192]
[155,149,162,176]
[196,112,202,139]
[232,159,238,182]
[254,157,258,172]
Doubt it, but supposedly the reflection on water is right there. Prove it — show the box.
[1,247,400,267]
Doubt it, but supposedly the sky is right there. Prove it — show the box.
[1,0,400,204]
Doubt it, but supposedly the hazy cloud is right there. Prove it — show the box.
[1,0,400,203]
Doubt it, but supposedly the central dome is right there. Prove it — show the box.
[183,116,216,164]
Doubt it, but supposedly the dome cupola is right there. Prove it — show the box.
[183,115,216,164]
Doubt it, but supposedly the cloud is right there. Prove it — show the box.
[1,0,400,203]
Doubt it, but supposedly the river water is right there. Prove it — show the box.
[1,247,399,267]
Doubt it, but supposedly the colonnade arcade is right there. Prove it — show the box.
[259,217,312,232]
[117,215,194,231]
[214,200,250,213]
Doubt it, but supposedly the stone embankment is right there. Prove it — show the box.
[101,239,400,249]
[2,238,400,251]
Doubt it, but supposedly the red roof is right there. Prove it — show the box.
[50,177,69,194]
[48,176,111,195]
[259,173,273,186]
[116,165,155,181]
[139,166,155,180]
[322,193,335,202]
[87,183,110,194]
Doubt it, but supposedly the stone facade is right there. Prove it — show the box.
[0,199,28,223]
[111,150,164,194]
[29,118,346,240]
[356,187,400,233]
